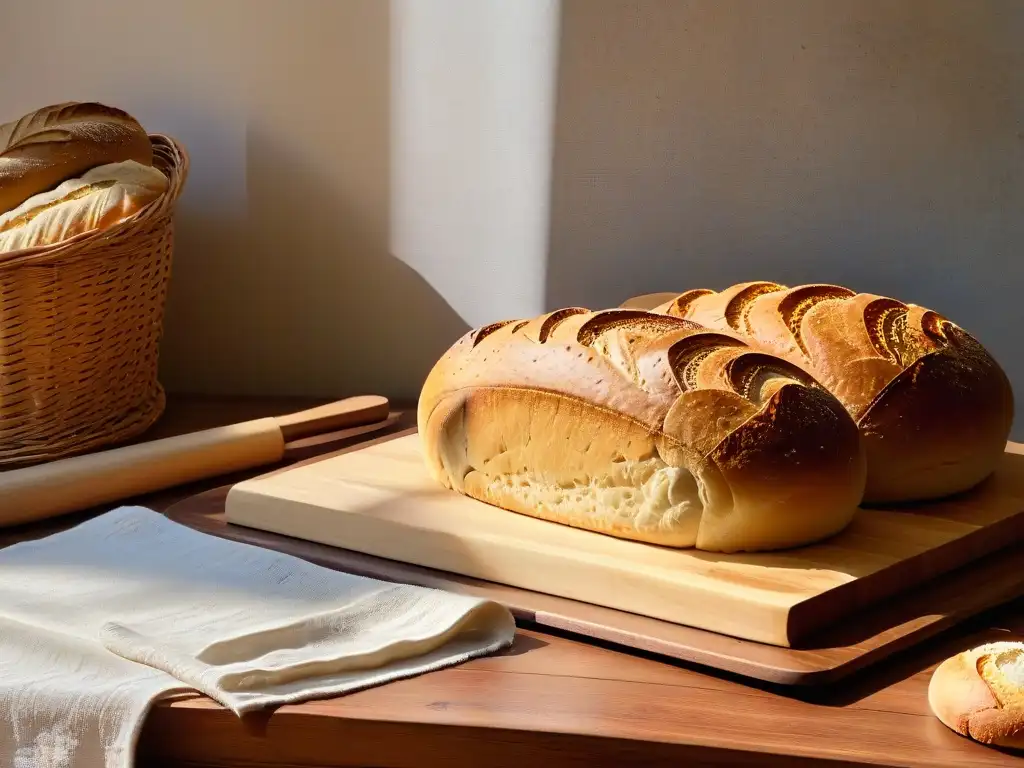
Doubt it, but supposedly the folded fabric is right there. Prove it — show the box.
[0,506,516,767]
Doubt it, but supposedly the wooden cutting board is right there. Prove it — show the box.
[221,429,1024,648]
[165,451,1024,687]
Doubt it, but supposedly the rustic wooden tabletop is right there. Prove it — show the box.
[4,394,1022,767]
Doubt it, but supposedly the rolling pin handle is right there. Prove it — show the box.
[274,395,391,442]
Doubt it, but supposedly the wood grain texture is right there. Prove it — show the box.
[168,473,1024,686]
[220,429,1024,647]
[137,617,1024,767]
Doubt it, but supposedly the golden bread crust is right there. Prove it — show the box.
[0,102,153,215]
[646,282,1014,503]
[419,308,867,553]
[929,641,1024,749]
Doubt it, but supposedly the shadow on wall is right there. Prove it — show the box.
[545,0,1024,436]
[158,0,468,404]
[160,132,469,403]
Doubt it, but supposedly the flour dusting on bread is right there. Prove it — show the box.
[929,639,1024,748]
[994,650,1024,688]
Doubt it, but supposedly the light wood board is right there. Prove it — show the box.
[223,430,1024,647]
[167,482,1024,686]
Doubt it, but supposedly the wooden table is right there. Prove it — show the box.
[5,395,1023,767]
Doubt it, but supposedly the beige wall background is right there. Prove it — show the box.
[1,0,469,403]
[2,0,1022,435]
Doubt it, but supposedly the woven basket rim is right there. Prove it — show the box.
[0,133,190,270]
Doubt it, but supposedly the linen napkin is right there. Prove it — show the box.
[0,506,516,767]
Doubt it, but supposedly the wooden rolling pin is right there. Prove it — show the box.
[0,395,390,528]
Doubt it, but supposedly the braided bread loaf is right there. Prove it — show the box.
[630,282,1014,503]
[418,308,867,553]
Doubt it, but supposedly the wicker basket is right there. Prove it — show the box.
[0,134,189,467]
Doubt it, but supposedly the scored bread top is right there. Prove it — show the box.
[418,307,867,552]
[647,282,1014,503]
[652,281,984,417]
[423,307,822,449]
[0,102,153,215]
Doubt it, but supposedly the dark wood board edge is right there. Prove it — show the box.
[788,492,1024,643]
[166,436,1024,687]
[137,705,882,768]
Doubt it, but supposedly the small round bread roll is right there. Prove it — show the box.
[928,640,1024,748]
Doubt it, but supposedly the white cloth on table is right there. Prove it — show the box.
[0,506,515,767]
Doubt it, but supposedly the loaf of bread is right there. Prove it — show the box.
[627,282,1014,504]
[929,641,1024,748]
[0,102,153,216]
[418,308,868,553]
[0,160,168,253]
